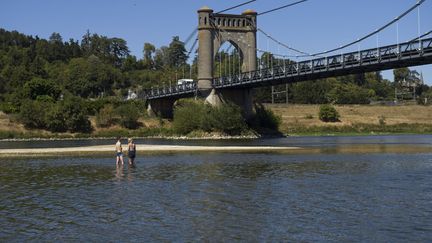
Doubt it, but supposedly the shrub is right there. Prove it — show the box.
[66,112,92,133]
[208,102,246,135]
[418,90,432,105]
[319,104,340,122]
[172,99,248,135]
[82,99,110,116]
[36,95,56,103]
[2,90,26,114]
[378,115,386,126]
[250,104,282,130]
[305,114,314,119]
[116,103,141,129]
[173,99,209,134]
[60,97,92,133]
[0,102,19,114]
[126,100,147,112]
[23,78,61,100]
[96,105,116,128]
[45,105,67,132]
[19,100,48,128]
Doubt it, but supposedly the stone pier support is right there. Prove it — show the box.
[147,98,176,119]
[197,6,257,118]
[205,88,254,118]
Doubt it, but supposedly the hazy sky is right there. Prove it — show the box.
[1,0,431,84]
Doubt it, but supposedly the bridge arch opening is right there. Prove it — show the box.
[214,41,244,78]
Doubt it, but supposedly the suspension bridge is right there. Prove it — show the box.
[145,1,432,118]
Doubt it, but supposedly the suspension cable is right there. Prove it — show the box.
[297,0,426,57]
[258,28,314,56]
[418,3,421,47]
[185,37,198,71]
[258,0,308,16]
[184,29,198,46]
[184,35,198,80]
[216,0,257,14]
[407,29,432,42]
[258,0,426,58]
[267,37,270,68]
[397,22,400,50]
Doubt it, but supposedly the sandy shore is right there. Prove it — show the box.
[2,144,432,158]
[0,144,300,157]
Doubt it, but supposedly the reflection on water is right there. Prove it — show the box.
[1,152,432,241]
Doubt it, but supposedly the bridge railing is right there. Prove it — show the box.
[212,37,432,87]
[144,82,197,99]
[146,37,432,99]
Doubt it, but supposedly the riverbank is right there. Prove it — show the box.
[270,104,432,135]
[1,104,432,139]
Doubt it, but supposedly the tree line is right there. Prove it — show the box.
[0,27,431,133]
[0,28,191,132]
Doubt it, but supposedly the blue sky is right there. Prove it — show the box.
[1,0,431,84]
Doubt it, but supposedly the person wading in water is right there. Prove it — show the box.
[115,137,124,165]
[127,138,136,165]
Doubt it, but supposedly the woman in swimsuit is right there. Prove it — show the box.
[127,138,136,165]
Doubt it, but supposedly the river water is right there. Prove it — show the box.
[1,135,432,241]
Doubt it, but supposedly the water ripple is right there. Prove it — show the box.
[1,152,432,241]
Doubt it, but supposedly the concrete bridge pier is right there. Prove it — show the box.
[147,98,176,118]
[197,6,214,98]
[197,6,257,119]
[205,88,254,118]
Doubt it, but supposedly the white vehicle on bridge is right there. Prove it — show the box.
[177,79,194,85]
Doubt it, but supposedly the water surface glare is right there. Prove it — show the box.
[1,151,432,241]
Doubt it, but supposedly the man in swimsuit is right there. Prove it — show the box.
[115,137,124,165]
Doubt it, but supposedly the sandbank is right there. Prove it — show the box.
[0,144,300,157]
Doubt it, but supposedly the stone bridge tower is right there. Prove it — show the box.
[197,6,257,117]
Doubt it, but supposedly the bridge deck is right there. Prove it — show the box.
[146,38,432,100]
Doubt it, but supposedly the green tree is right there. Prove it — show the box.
[207,102,246,135]
[327,82,370,104]
[23,77,61,100]
[259,52,276,69]
[49,32,63,43]
[122,55,139,71]
[394,67,410,85]
[60,97,92,133]
[116,103,141,129]
[64,57,122,97]
[19,100,48,128]
[173,99,210,134]
[109,37,130,67]
[290,79,334,104]
[45,104,67,132]
[167,36,187,68]
[143,42,155,69]
[154,46,168,70]
[96,104,116,128]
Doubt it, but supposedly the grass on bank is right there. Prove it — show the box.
[1,103,432,139]
[281,123,432,136]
